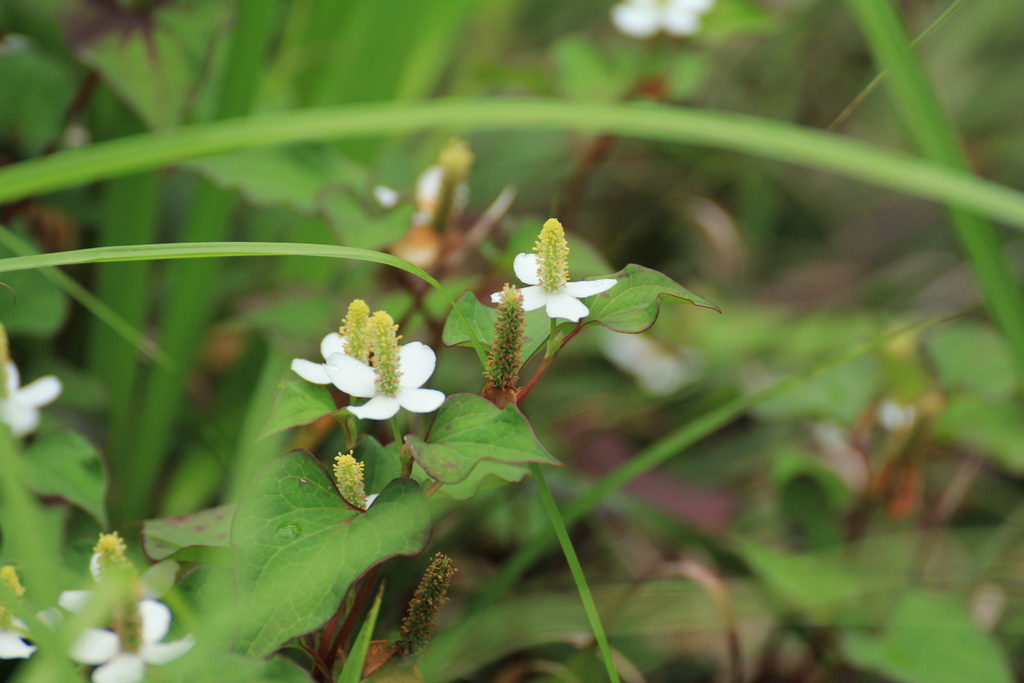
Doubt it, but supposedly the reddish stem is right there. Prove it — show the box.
[516,323,585,404]
[325,566,381,671]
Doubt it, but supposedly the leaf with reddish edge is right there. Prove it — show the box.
[583,264,720,334]
[232,451,431,657]
[406,394,559,485]
[142,504,235,569]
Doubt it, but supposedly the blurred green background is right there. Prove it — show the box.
[2,0,1024,681]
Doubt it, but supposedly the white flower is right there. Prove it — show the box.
[373,185,400,209]
[61,594,193,683]
[0,361,61,437]
[611,0,716,38]
[495,253,617,323]
[326,341,445,420]
[290,332,360,387]
[0,618,35,659]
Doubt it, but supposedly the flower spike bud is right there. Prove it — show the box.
[90,532,130,582]
[395,553,456,658]
[341,299,372,363]
[369,311,402,397]
[333,452,368,509]
[534,218,570,292]
[482,285,524,409]
[431,138,474,233]
[0,567,24,600]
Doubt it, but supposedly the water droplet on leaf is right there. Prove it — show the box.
[276,522,302,540]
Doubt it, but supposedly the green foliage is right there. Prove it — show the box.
[406,394,558,484]
[21,430,106,528]
[232,452,431,657]
[259,379,342,439]
[843,591,1014,683]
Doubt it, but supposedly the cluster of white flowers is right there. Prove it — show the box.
[0,535,193,683]
[611,0,716,38]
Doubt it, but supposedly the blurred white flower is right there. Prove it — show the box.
[372,185,401,209]
[0,361,61,437]
[611,0,716,38]
[328,341,445,420]
[877,398,916,431]
[0,618,35,659]
[600,332,701,395]
[62,595,193,683]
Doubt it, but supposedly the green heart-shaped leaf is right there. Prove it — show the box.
[406,394,558,485]
[232,451,430,657]
[584,264,719,333]
[259,379,342,440]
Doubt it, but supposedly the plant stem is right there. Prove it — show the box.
[529,462,620,683]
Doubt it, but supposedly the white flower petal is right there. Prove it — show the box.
[544,290,591,323]
[611,2,662,38]
[518,285,549,312]
[320,332,347,361]
[670,0,714,13]
[139,600,171,645]
[2,403,39,438]
[89,552,102,582]
[373,185,400,209]
[325,354,378,397]
[0,630,35,659]
[290,359,332,385]
[415,166,444,210]
[663,9,701,35]
[347,395,401,421]
[59,589,92,613]
[561,278,617,300]
[69,627,120,665]
[93,653,146,683]
[141,635,194,665]
[512,253,542,286]
[398,342,436,390]
[5,362,20,393]
[397,388,446,414]
[365,493,379,508]
[17,375,61,408]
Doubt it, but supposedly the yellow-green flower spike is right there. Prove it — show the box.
[0,566,25,599]
[333,452,368,509]
[341,299,372,363]
[534,218,570,292]
[369,311,402,396]
[112,599,144,654]
[93,531,130,580]
[485,285,524,390]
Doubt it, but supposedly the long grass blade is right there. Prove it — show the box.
[1,99,1024,232]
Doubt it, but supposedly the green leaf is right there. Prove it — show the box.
[933,394,1024,472]
[553,36,625,103]
[142,504,235,568]
[0,265,69,336]
[583,264,720,333]
[441,291,550,363]
[259,380,342,440]
[338,584,385,683]
[735,540,862,620]
[755,355,881,426]
[186,144,368,212]
[406,394,558,485]
[72,0,232,128]
[21,430,107,528]
[843,590,1013,683]
[927,322,1016,398]
[433,461,530,502]
[232,451,431,657]
[355,436,402,495]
